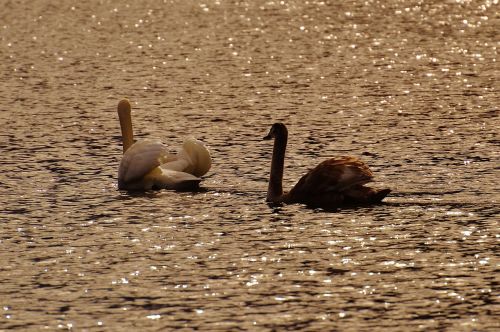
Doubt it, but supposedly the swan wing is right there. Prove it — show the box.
[290,156,373,197]
[176,137,212,177]
[118,140,176,184]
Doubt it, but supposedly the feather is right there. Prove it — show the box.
[116,99,211,191]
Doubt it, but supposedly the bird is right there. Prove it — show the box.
[116,99,211,191]
[263,122,390,209]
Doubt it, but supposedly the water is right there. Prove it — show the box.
[0,0,498,330]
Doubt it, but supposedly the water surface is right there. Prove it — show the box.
[0,0,498,330]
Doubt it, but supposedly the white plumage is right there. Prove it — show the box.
[116,99,211,191]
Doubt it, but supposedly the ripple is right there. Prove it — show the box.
[0,0,497,330]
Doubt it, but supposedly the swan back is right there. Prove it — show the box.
[289,157,373,199]
[145,167,202,191]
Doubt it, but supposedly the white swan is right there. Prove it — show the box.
[117,99,211,191]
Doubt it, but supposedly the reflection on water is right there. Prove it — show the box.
[0,0,498,330]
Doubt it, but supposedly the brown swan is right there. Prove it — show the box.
[263,123,390,209]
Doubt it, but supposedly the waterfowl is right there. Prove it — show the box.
[263,123,390,209]
[117,99,211,191]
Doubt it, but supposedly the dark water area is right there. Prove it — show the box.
[0,0,498,330]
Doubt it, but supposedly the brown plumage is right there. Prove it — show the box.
[263,123,390,209]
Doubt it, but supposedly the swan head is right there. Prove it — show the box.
[118,99,131,115]
[263,122,288,140]
[182,138,212,177]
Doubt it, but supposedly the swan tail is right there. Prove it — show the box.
[371,188,391,202]
[344,185,391,204]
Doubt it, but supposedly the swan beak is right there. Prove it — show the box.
[263,127,274,140]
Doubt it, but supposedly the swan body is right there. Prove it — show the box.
[117,99,211,191]
[263,123,390,209]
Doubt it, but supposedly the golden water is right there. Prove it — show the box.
[0,0,498,330]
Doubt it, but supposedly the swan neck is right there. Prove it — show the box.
[118,100,134,153]
[267,131,287,202]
